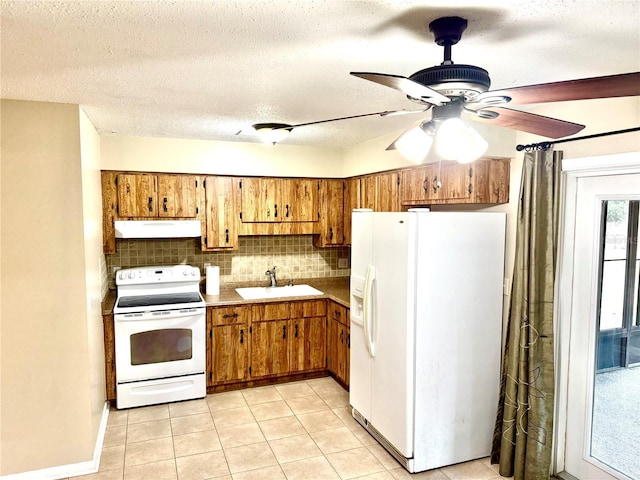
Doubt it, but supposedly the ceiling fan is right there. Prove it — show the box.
[251,16,640,160]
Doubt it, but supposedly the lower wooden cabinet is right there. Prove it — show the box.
[327,301,350,387]
[251,319,290,378]
[204,299,345,389]
[208,306,250,386]
[290,301,327,373]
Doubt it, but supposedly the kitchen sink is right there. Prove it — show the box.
[235,284,323,300]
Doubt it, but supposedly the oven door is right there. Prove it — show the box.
[114,307,206,383]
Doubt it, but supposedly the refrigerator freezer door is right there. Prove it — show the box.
[368,212,415,458]
[350,209,374,422]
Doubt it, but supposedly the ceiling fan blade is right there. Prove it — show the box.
[477,72,640,106]
[472,107,585,138]
[290,108,428,129]
[351,72,450,105]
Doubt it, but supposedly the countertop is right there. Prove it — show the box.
[102,277,350,315]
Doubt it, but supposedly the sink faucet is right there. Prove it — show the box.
[265,266,277,287]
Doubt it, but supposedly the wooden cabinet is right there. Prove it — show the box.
[103,314,116,401]
[401,162,471,204]
[343,177,360,246]
[327,301,350,387]
[359,172,402,212]
[117,173,197,218]
[250,303,291,378]
[240,177,317,223]
[315,179,345,247]
[208,306,250,385]
[250,300,327,378]
[401,158,509,206]
[204,176,239,250]
[290,300,327,373]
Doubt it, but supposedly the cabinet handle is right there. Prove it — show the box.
[335,309,341,318]
[433,177,442,193]
[329,227,333,240]
[286,204,290,217]
[423,178,429,193]
[274,204,278,218]
[282,325,287,339]
[347,333,350,348]
[222,313,239,319]
[225,228,229,243]
[340,329,344,344]
[468,183,473,194]
[267,207,271,218]
[240,329,244,344]
[163,197,168,212]
[295,323,299,338]
[148,197,153,212]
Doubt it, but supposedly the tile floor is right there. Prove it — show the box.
[73,377,509,480]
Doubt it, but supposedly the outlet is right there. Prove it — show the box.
[338,257,349,269]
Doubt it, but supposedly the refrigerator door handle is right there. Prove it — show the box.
[363,264,376,357]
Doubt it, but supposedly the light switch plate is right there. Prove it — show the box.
[338,258,349,269]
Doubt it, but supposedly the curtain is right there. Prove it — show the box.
[491,149,562,480]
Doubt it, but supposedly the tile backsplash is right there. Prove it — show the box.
[105,235,350,289]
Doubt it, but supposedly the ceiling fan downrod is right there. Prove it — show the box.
[428,16,468,65]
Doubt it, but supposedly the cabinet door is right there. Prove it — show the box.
[281,179,317,222]
[315,179,344,246]
[290,316,326,372]
[439,163,473,200]
[240,177,279,222]
[361,175,376,210]
[343,177,360,246]
[290,300,327,373]
[205,176,239,249]
[376,172,402,212]
[401,166,436,203]
[212,324,248,384]
[251,320,289,377]
[117,173,157,217]
[157,174,197,217]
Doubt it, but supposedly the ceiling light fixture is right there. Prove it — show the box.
[391,99,488,164]
[252,123,293,145]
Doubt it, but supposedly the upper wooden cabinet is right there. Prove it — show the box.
[204,176,239,250]
[315,179,345,247]
[361,171,402,212]
[401,158,508,206]
[117,173,197,218]
[343,177,361,246]
[240,177,317,223]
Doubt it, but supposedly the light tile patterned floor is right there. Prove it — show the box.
[74,377,508,480]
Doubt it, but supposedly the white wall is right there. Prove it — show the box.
[101,135,345,178]
[0,100,95,474]
[79,108,107,445]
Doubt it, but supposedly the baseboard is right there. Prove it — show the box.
[0,402,110,480]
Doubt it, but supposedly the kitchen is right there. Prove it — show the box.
[1,2,640,480]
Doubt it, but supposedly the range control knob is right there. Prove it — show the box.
[191,269,197,276]
[118,272,126,280]
[128,271,135,279]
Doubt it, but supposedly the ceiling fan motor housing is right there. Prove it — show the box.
[409,64,491,101]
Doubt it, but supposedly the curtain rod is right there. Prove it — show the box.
[515,127,640,152]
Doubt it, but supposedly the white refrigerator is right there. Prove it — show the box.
[349,209,506,473]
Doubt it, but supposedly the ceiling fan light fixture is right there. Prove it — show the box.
[252,123,293,144]
[393,121,435,164]
[435,118,488,163]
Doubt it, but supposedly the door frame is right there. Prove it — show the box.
[554,152,640,478]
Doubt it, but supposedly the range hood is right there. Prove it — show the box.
[114,220,201,239]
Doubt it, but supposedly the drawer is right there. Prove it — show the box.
[251,302,290,321]
[291,299,327,318]
[328,301,348,327]
[209,306,250,325]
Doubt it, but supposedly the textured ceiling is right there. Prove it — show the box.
[1,0,639,148]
